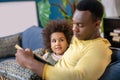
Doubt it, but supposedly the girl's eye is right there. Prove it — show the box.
[51,39,56,43]
[60,39,64,42]
[51,38,65,43]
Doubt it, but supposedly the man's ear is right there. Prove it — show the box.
[95,20,101,28]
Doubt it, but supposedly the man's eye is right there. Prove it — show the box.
[78,24,82,27]
[73,23,82,27]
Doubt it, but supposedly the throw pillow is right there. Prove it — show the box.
[0,33,21,58]
[22,25,44,50]
[0,57,42,80]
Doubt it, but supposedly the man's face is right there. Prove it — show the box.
[72,10,98,40]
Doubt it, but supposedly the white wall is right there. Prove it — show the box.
[0,1,39,37]
[101,0,120,17]
[115,0,120,17]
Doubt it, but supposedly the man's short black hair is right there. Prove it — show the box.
[77,0,104,21]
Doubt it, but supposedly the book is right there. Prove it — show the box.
[110,47,120,50]
[110,32,120,36]
[113,28,120,33]
[112,36,120,42]
[34,53,52,65]
[15,44,52,65]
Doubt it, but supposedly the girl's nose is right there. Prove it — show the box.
[55,40,60,45]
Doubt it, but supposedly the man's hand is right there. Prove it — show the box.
[15,48,45,77]
[15,48,34,68]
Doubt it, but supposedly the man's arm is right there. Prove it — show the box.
[42,44,112,80]
[15,49,45,77]
[25,57,45,76]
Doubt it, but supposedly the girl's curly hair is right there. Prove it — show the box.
[42,19,73,52]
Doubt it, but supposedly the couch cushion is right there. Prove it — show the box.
[99,49,120,80]
[0,33,21,58]
[111,49,120,63]
[22,25,44,50]
[99,60,120,80]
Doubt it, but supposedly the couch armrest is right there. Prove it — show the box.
[0,33,22,58]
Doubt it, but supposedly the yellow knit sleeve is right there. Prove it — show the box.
[42,64,48,80]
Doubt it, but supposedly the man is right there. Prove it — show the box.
[15,0,112,80]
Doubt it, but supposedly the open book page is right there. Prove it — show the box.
[15,44,52,65]
[34,53,52,65]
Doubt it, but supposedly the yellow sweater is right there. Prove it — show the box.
[43,36,112,80]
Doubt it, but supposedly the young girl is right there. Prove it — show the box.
[33,19,73,65]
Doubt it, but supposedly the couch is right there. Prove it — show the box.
[99,48,120,80]
[0,25,44,80]
[0,25,120,80]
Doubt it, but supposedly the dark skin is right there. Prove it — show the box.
[72,10,101,40]
[15,10,101,77]
[15,48,44,76]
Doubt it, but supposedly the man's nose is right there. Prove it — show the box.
[72,25,79,32]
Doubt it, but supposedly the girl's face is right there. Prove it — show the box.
[50,32,68,55]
